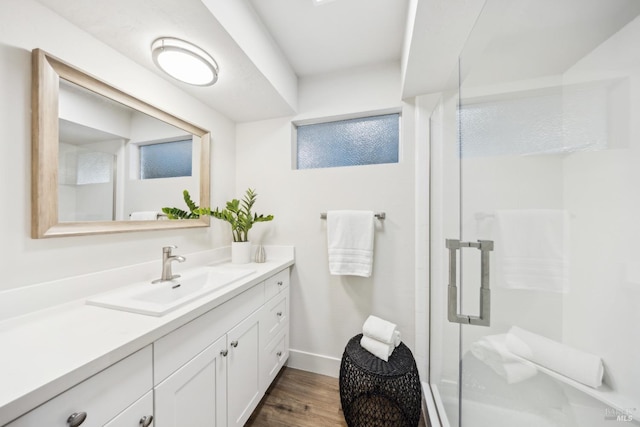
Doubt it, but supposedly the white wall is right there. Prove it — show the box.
[0,0,236,291]
[236,62,416,376]
[561,15,640,408]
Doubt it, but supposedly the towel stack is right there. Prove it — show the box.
[360,315,401,362]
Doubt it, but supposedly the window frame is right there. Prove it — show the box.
[131,135,194,180]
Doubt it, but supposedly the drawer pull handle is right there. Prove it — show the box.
[220,349,228,357]
[67,412,87,427]
[276,351,283,357]
[230,340,239,348]
[277,281,283,286]
[139,415,154,427]
[276,311,283,317]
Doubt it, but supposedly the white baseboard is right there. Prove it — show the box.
[286,348,342,378]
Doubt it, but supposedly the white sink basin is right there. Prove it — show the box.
[87,265,255,316]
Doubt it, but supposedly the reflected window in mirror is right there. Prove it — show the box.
[140,138,193,179]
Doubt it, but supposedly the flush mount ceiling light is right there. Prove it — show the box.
[151,37,219,86]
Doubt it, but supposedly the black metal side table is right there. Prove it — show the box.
[339,334,422,427]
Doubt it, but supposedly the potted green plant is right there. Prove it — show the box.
[196,188,274,263]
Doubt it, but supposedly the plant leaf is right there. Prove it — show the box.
[183,190,199,213]
[161,207,198,220]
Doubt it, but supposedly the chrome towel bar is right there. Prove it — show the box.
[320,212,386,220]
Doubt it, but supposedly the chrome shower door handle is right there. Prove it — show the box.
[446,239,493,327]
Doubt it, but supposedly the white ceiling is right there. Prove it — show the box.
[37,0,637,123]
[35,0,410,122]
[249,0,409,77]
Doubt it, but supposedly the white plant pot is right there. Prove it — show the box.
[231,241,252,264]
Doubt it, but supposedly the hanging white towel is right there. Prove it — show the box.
[327,210,374,277]
[130,211,159,220]
[363,315,401,347]
[494,210,570,293]
[505,326,604,388]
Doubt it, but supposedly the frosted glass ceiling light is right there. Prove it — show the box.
[151,37,219,86]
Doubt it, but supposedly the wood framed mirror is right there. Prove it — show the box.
[31,49,211,238]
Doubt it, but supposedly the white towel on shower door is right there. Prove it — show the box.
[327,210,374,277]
[494,210,570,293]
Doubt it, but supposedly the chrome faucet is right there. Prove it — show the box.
[152,245,186,283]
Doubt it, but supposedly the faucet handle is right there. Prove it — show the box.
[162,245,177,253]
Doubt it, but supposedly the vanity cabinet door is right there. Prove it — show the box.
[226,309,261,427]
[154,336,227,427]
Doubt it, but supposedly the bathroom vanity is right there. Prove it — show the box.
[0,250,293,427]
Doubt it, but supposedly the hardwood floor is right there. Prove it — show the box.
[246,367,428,426]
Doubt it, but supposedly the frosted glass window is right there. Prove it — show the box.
[140,139,192,179]
[77,151,114,185]
[460,86,608,158]
[296,113,399,169]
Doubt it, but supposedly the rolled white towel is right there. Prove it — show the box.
[360,335,394,362]
[363,315,400,347]
[471,334,519,363]
[470,334,537,384]
[505,326,604,388]
[130,211,158,220]
[392,330,401,348]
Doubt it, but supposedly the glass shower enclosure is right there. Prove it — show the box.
[429,0,640,425]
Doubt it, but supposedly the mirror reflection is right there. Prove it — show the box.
[57,80,200,222]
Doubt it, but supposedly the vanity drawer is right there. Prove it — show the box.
[8,346,152,427]
[264,268,289,301]
[261,330,288,391]
[104,390,153,427]
[260,290,288,347]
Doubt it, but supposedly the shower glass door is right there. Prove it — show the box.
[431,0,640,425]
[429,60,463,425]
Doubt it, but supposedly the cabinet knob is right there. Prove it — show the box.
[67,412,87,427]
[276,351,283,357]
[139,415,154,427]
[276,311,283,317]
[230,340,239,348]
[220,349,228,357]
[277,281,283,286]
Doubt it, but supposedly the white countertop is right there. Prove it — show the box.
[0,254,294,426]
